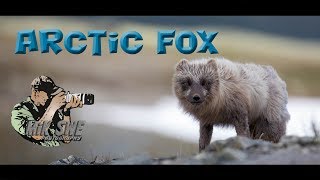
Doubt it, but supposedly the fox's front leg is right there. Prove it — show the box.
[199,122,213,152]
[234,115,250,137]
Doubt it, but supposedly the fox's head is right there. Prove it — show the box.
[173,58,219,107]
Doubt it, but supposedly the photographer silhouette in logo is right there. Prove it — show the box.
[11,75,86,147]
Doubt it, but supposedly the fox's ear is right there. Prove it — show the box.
[207,58,217,71]
[176,59,188,71]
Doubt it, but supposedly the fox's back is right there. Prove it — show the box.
[216,58,281,119]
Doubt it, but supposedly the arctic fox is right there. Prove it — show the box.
[172,57,290,152]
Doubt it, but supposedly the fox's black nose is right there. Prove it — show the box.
[193,95,201,101]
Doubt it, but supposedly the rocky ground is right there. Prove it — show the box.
[50,135,320,165]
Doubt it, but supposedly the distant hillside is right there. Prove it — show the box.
[71,16,320,41]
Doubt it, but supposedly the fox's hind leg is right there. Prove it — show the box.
[250,116,286,143]
[250,102,289,142]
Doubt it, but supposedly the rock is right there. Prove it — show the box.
[49,136,320,165]
[194,151,215,160]
[279,136,300,147]
[225,136,258,150]
[240,145,320,164]
[207,136,261,152]
[50,155,89,165]
[111,154,153,165]
[216,147,248,163]
[160,157,203,165]
[206,139,226,152]
[91,155,113,165]
[298,136,320,146]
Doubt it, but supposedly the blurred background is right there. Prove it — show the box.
[1,16,320,164]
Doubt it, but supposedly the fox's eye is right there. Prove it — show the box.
[200,79,210,87]
[200,79,206,86]
[201,79,214,90]
[182,79,191,87]
[180,78,192,91]
[187,79,192,86]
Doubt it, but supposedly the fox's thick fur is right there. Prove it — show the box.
[173,57,290,152]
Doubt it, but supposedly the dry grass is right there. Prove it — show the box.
[311,119,320,138]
